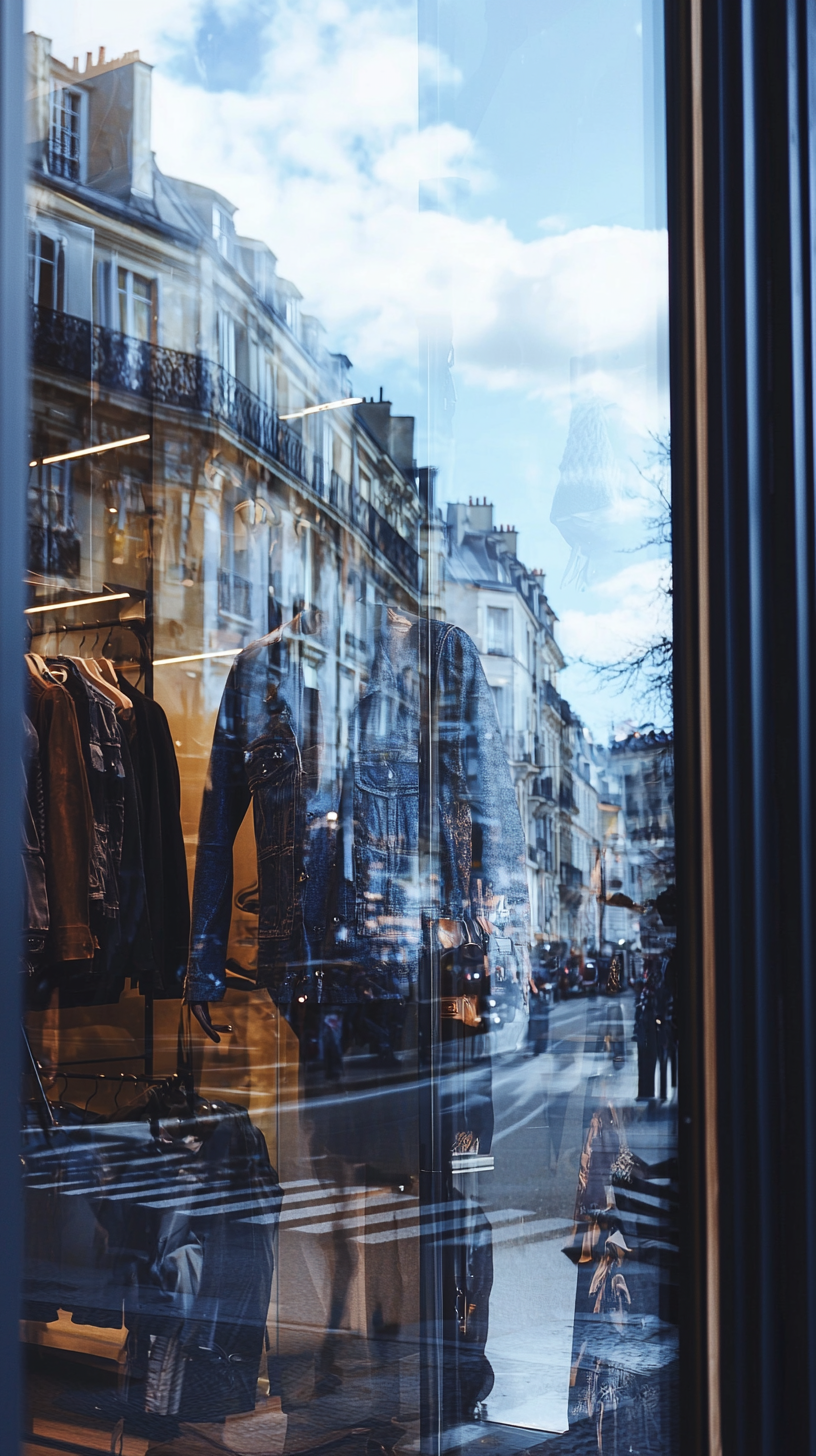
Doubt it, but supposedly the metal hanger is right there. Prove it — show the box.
[84,1074,101,1116]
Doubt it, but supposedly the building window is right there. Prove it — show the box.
[284,297,299,334]
[117,268,156,341]
[487,605,511,655]
[491,684,511,737]
[212,204,234,262]
[219,493,254,623]
[217,311,236,376]
[260,356,274,409]
[29,231,65,312]
[48,87,81,181]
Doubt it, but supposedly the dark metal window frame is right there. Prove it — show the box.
[667,0,816,1451]
[0,2,25,1452]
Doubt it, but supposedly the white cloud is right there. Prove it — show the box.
[152,88,666,431]
[558,558,671,663]
[537,214,571,234]
[27,0,668,436]
[26,0,202,65]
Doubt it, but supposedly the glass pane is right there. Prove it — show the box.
[22,4,676,1455]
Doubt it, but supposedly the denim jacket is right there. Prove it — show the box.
[185,613,528,1006]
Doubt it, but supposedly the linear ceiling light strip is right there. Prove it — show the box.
[24,592,131,617]
[153,648,241,666]
[29,433,151,468]
[279,398,363,421]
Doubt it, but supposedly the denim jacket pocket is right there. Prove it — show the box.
[245,732,299,938]
[354,754,419,936]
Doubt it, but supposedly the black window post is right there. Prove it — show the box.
[667,0,816,1451]
[0,1,25,1452]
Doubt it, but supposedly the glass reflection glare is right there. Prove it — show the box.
[21,3,676,1454]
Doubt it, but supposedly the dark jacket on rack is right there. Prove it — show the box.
[108,721,154,988]
[47,662,153,1001]
[22,713,49,960]
[59,662,126,923]
[118,678,191,995]
[25,674,94,962]
[186,613,528,1006]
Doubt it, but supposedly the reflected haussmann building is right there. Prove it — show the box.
[20,25,677,1456]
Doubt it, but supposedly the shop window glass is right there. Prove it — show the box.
[21,5,677,1455]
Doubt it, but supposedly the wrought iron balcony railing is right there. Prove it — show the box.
[31,305,419,587]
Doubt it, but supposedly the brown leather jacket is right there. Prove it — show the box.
[26,675,94,962]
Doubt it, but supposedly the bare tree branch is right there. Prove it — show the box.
[582,432,673,721]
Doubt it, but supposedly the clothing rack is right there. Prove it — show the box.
[25,592,161,1084]
[23,1023,185,1126]
[25,613,152,689]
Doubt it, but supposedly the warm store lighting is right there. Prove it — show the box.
[25,591,131,616]
[279,398,362,421]
[29,433,151,468]
[154,648,241,667]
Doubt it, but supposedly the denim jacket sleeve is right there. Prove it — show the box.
[185,664,251,1003]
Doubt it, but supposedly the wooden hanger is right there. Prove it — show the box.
[64,655,132,713]
[24,652,50,681]
[95,656,122,690]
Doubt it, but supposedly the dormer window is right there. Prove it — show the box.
[212,204,234,262]
[48,86,81,181]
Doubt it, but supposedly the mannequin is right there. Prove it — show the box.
[190,1000,231,1040]
[184,603,529,1422]
[189,612,301,1042]
[185,605,529,1043]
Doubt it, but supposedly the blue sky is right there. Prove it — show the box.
[28,0,671,737]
